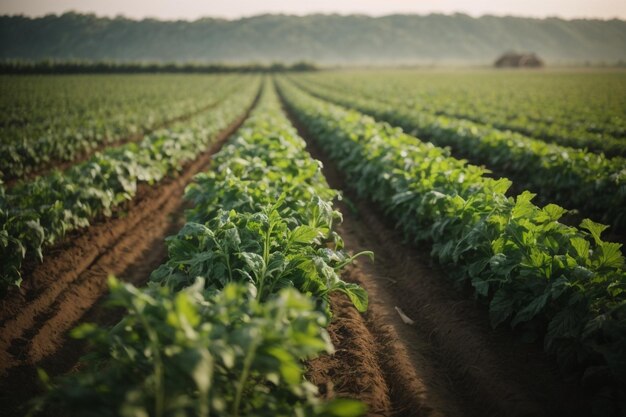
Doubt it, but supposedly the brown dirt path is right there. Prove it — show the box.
[279,87,592,417]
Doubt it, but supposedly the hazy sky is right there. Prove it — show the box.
[1,0,625,20]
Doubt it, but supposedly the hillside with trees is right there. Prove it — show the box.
[1,12,625,64]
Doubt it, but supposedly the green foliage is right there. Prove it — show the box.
[278,78,626,405]
[0,78,260,292]
[0,74,246,180]
[290,74,626,234]
[153,83,369,312]
[152,207,368,313]
[296,70,626,157]
[32,278,365,417]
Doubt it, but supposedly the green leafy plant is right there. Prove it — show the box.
[153,83,370,313]
[31,278,365,417]
[152,205,369,314]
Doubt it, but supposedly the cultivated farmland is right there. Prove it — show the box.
[1,71,625,417]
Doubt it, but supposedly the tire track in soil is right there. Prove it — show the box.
[0,89,261,416]
[278,86,592,417]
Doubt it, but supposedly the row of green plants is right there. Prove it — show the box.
[278,79,626,414]
[0,80,260,293]
[30,82,368,417]
[153,83,369,313]
[298,72,626,157]
[290,78,626,235]
[429,105,626,158]
[0,74,247,181]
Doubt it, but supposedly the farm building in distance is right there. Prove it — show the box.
[494,52,544,68]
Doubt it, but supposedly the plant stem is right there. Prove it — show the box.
[232,335,260,417]
[137,306,164,417]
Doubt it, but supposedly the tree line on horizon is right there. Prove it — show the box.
[0,60,318,74]
[1,12,625,64]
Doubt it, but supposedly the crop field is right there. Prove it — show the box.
[0,70,625,417]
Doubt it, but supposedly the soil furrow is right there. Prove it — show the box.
[308,292,393,417]
[0,211,186,417]
[278,87,591,417]
[25,192,177,364]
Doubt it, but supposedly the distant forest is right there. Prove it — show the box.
[1,13,625,64]
[0,61,317,74]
